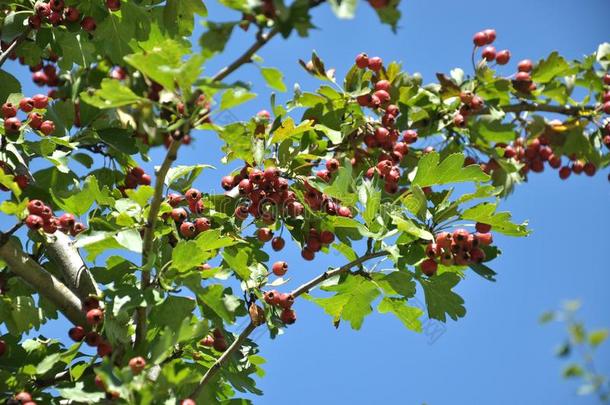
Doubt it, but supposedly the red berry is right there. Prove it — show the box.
[548,154,562,169]
[280,308,297,324]
[64,7,80,22]
[301,247,315,261]
[221,175,235,190]
[238,178,252,195]
[271,236,285,251]
[69,326,86,341]
[4,117,21,132]
[170,208,187,222]
[368,0,389,9]
[263,167,280,181]
[452,229,469,244]
[200,336,214,347]
[338,206,352,217]
[19,98,35,112]
[272,261,288,276]
[28,112,43,129]
[603,101,610,115]
[425,243,439,258]
[603,73,610,86]
[81,16,96,32]
[180,400,196,405]
[326,158,340,173]
[453,113,466,128]
[194,217,210,233]
[185,188,202,202]
[367,56,383,72]
[167,193,184,207]
[85,332,101,347]
[28,14,42,29]
[482,46,496,62]
[435,231,452,248]
[515,72,532,82]
[70,222,86,236]
[475,232,493,246]
[129,356,146,374]
[40,120,55,136]
[2,102,17,118]
[421,259,438,276]
[86,308,104,325]
[264,290,280,306]
[320,230,335,244]
[402,129,418,144]
[49,0,64,11]
[139,173,151,185]
[14,392,32,402]
[213,338,228,352]
[495,50,511,65]
[475,223,492,233]
[26,214,44,230]
[0,339,5,356]
[572,160,585,174]
[234,205,249,220]
[257,227,273,242]
[83,296,100,312]
[355,53,369,69]
[473,32,487,47]
[179,222,196,238]
[32,93,48,109]
[106,0,121,11]
[518,59,533,72]
[278,293,294,310]
[374,89,391,104]
[35,1,51,17]
[583,162,596,176]
[97,341,112,357]
[375,80,391,92]
[257,110,271,120]
[375,127,390,143]
[483,29,496,44]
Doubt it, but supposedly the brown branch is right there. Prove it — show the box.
[211,28,279,82]
[0,30,31,68]
[45,232,100,300]
[135,139,180,348]
[0,238,86,326]
[188,250,389,399]
[476,102,597,117]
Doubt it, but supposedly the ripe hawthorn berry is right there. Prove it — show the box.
[272,261,288,276]
[86,308,104,325]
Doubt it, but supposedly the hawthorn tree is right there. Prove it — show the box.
[0,0,609,404]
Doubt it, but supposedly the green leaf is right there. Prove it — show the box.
[309,275,380,330]
[57,382,105,403]
[172,230,237,272]
[531,51,575,84]
[562,364,584,378]
[412,152,490,187]
[0,70,21,103]
[220,89,257,110]
[378,297,423,332]
[80,79,145,109]
[115,229,143,253]
[165,164,215,191]
[125,186,154,207]
[419,273,466,322]
[461,202,530,236]
[36,353,62,375]
[472,116,517,143]
[51,176,110,216]
[321,162,358,206]
[222,247,251,280]
[391,214,434,241]
[261,67,287,92]
[588,329,608,348]
[270,117,314,143]
[164,0,208,37]
[150,296,196,331]
[199,22,236,61]
[373,271,417,298]
[314,124,343,144]
[197,284,240,324]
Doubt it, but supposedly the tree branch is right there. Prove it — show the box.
[0,30,31,68]
[135,139,180,347]
[0,238,86,326]
[188,250,389,399]
[477,102,597,117]
[45,232,100,300]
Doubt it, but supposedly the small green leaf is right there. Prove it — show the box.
[588,329,608,348]
[220,88,257,110]
[419,273,466,322]
[378,297,423,332]
[461,202,529,236]
[80,79,144,109]
[412,152,490,187]
[261,67,287,92]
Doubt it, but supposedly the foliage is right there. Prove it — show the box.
[0,0,608,404]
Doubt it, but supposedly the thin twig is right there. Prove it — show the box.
[188,250,389,398]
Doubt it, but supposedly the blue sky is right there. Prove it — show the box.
[4,0,610,404]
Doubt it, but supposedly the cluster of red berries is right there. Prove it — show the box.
[355,52,384,75]
[118,166,151,195]
[28,0,119,32]
[5,391,36,405]
[167,188,212,239]
[473,29,511,66]
[300,227,336,261]
[68,297,112,357]
[199,328,229,352]
[263,290,297,325]
[495,136,597,179]
[420,223,494,276]
[2,94,56,135]
[25,199,86,235]
[512,58,538,94]
[222,165,302,223]
[453,91,485,128]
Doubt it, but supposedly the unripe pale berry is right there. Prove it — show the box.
[128,356,146,374]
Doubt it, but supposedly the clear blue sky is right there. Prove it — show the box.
[4,1,610,404]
